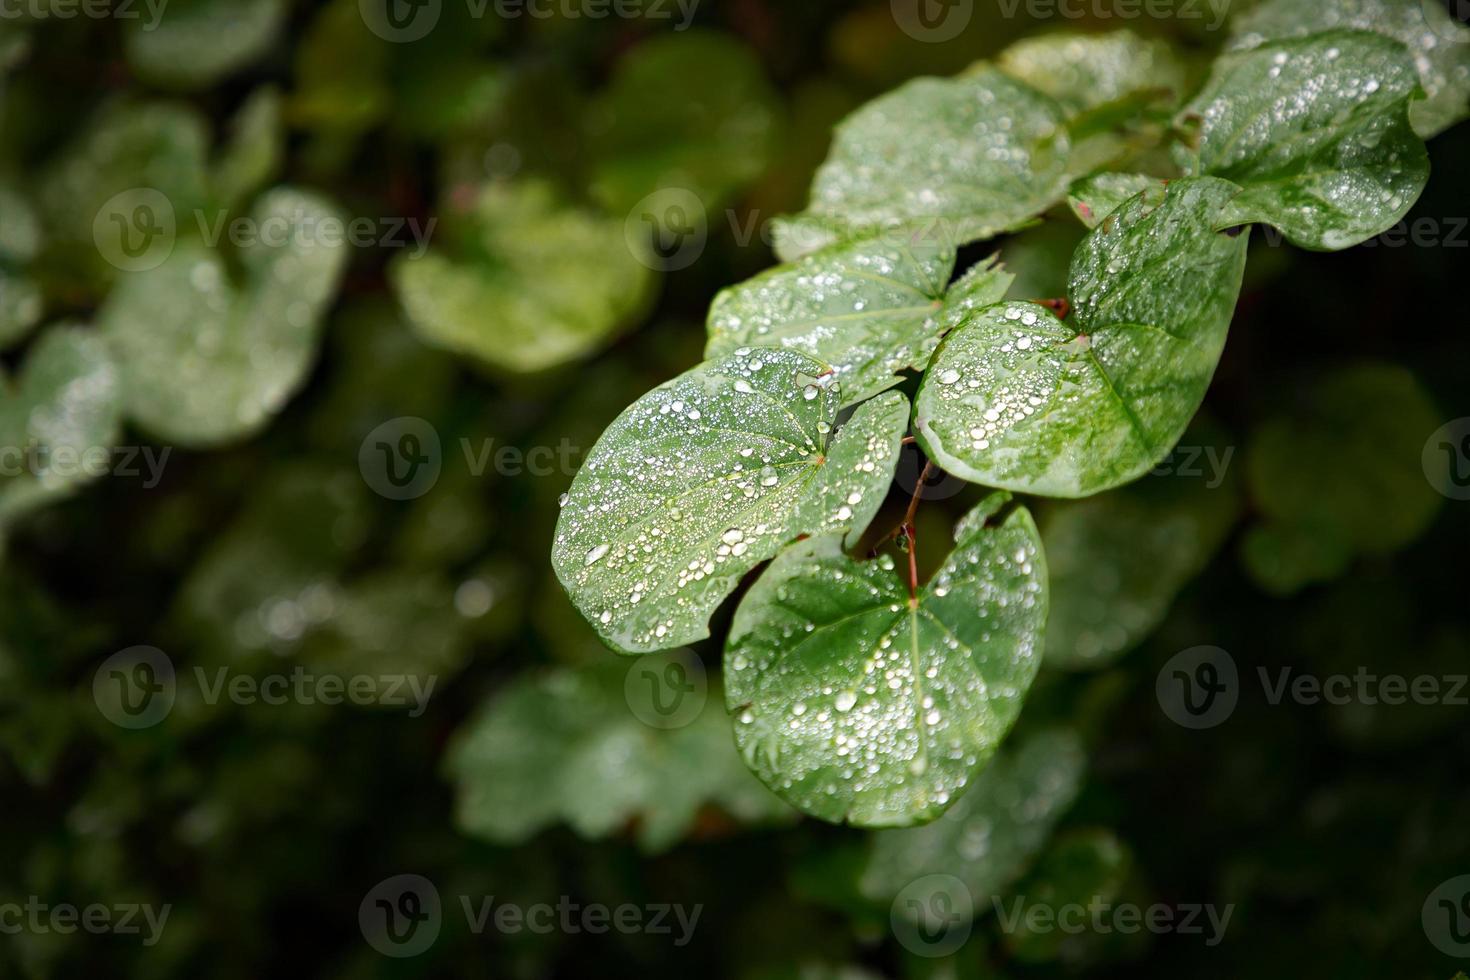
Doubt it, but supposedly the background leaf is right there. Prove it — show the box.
[861,728,1087,907]
[587,31,779,215]
[1041,427,1241,669]
[122,0,285,90]
[391,180,657,374]
[446,663,794,853]
[1240,361,1442,594]
[0,326,120,525]
[99,188,347,446]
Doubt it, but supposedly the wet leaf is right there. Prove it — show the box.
[995,29,1188,115]
[552,348,908,655]
[706,234,1012,408]
[773,69,1070,260]
[391,180,658,374]
[724,493,1047,827]
[213,87,283,211]
[176,463,371,660]
[123,0,286,90]
[588,31,779,214]
[1177,30,1429,250]
[915,178,1248,498]
[445,663,793,853]
[99,188,348,446]
[861,728,1086,907]
[1227,0,1470,138]
[0,326,121,524]
[1066,172,1163,229]
[38,101,211,286]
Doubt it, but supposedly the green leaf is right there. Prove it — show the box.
[298,570,472,692]
[995,29,1188,115]
[861,728,1086,905]
[587,31,779,214]
[724,493,1048,827]
[1228,0,1470,138]
[993,31,1188,176]
[773,69,1070,260]
[290,0,391,136]
[0,326,121,524]
[445,663,793,853]
[213,87,283,211]
[1177,30,1429,251]
[1066,172,1163,229]
[916,177,1248,498]
[1041,445,1241,669]
[1241,361,1441,594]
[1239,523,1352,595]
[38,101,211,285]
[391,180,658,374]
[1003,829,1133,963]
[553,348,908,654]
[123,0,286,90]
[0,183,42,348]
[706,234,1012,408]
[176,463,372,660]
[99,188,348,446]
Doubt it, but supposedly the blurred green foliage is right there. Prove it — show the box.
[0,1,1467,978]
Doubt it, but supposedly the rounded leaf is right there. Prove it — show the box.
[916,178,1248,497]
[725,493,1047,827]
[552,347,908,654]
[1178,30,1429,250]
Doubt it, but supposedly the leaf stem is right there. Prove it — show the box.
[905,524,919,604]
[1036,297,1071,319]
[903,461,934,528]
